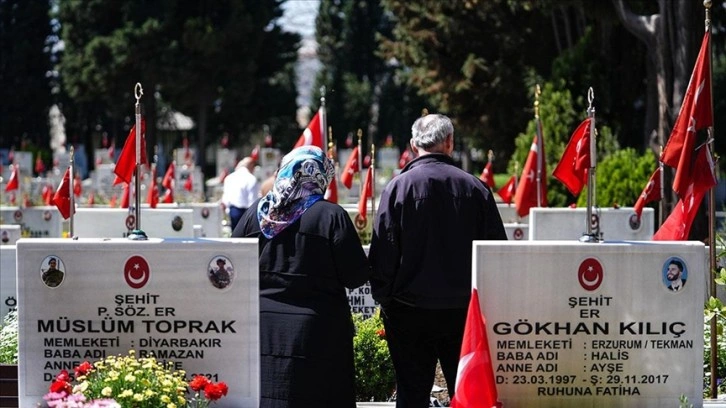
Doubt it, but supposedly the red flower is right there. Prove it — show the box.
[74,361,93,377]
[55,370,70,383]
[189,375,211,392]
[376,329,386,338]
[49,379,71,394]
[204,382,228,401]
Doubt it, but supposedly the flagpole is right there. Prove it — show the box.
[129,83,147,240]
[580,87,598,243]
[320,86,328,148]
[704,0,718,399]
[357,129,363,198]
[370,144,376,219]
[534,84,543,208]
[658,146,664,227]
[69,146,75,238]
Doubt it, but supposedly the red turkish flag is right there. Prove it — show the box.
[479,161,496,189]
[250,145,260,162]
[52,168,74,219]
[497,175,517,205]
[633,166,662,218]
[42,183,53,205]
[450,288,500,408]
[553,118,591,196]
[35,154,45,175]
[398,148,413,169]
[653,145,716,240]
[324,173,338,203]
[293,111,325,150]
[109,194,118,208]
[73,173,82,197]
[114,119,148,185]
[87,191,95,206]
[120,183,130,209]
[162,162,176,190]
[358,167,373,221]
[661,32,712,197]
[340,146,360,189]
[183,173,193,192]
[161,189,174,204]
[5,164,19,192]
[147,165,159,209]
[515,134,547,217]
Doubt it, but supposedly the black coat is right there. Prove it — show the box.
[233,198,370,408]
[369,153,507,309]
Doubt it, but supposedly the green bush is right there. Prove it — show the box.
[353,311,396,401]
[0,310,18,364]
[576,147,657,208]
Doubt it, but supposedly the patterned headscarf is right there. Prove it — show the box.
[257,145,335,238]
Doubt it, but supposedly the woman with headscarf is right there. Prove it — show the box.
[233,146,370,407]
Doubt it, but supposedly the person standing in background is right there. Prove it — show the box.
[222,157,259,231]
[233,145,370,407]
[369,113,507,407]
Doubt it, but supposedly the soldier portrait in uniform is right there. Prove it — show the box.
[208,256,234,289]
[41,256,65,288]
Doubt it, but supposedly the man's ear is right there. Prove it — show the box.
[445,134,454,154]
[410,140,419,156]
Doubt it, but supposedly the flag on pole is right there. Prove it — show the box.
[162,162,176,190]
[324,173,338,203]
[497,175,517,205]
[515,135,547,216]
[35,154,45,175]
[183,173,193,192]
[114,119,148,185]
[293,110,325,150]
[653,144,716,240]
[251,145,260,162]
[73,172,82,197]
[553,118,592,196]
[161,189,174,204]
[147,165,159,208]
[479,161,496,189]
[109,194,118,208]
[52,167,74,219]
[398,148,413,169]
[633,166,662,218]
[4,164,18,192]
[120,183,131,209]
[87,191,95,206]
[450,288,500,408]
[340,146,360,189]
[42,183,53,205]
[358,167,373,221]
[661,32,712,198]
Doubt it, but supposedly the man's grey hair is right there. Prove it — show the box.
[410,114,454,149]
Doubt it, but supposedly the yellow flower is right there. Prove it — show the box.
[101,386,112,397]
[72,381,88,393]
[167,403,177,408]
[177,396,186,405]
[124,373,136,382]
[133,393,144,401]
[120,389,134,398]
[161,395,171,403]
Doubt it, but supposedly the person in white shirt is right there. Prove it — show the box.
[222,157,260,230]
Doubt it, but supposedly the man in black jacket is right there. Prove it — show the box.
[369,113,507,407]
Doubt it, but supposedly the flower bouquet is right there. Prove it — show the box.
[43,350,228,408]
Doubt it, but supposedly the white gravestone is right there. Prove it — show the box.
[73,208,194,238]
[182,202,225,238]
[0,245,17,321]
[473,240,704,407]
[1,224,22,245]
[503,223,529,241]
[497,204,528,224]
[529,207,654,241]
[0,206,64,238]
[347,245,378,319]
[16,237,260,407]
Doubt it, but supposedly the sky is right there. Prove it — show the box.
[279,0,321,115]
